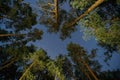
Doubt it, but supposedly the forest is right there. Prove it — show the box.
[0,0,120,80]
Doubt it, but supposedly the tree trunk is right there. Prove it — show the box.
[19,60,36,80]
[79,57,98,80]
[67,0,104,27]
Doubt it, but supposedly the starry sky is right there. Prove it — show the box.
[24,0,120,71]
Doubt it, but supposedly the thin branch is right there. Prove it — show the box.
[0,34,25,37]
[48,3,54,6]
[0,57,17,71]
[67,0,104,27]
[0,57,16,66]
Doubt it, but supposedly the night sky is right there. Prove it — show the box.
[25,0,120,71]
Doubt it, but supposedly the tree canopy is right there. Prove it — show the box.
[0,0,120,80]
[71,0,120,55]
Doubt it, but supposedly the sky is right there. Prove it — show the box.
[24,0,120,71]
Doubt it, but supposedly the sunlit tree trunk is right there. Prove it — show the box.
[54,0,59,25]
[67,0,104,27]
[19,60,36,80]
[79,57,98,80]
[47,0,59,25]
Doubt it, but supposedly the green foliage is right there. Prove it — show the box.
[70,0,95,10]
[79,9,120,53]
[55,55,74,79]
[38,0,77,40]
[23,71,35,80]
[71,0,120,56]
[0,0,43,79]
[79,24,94,40]
[67,42,101,79]
[19,49,65,80]
[60,24,77,40]
[116,0,120,5]
[1,0,120,80]
[0,0,43,43]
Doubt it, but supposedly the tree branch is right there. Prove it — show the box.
[0,57,17,71]
[0,34,25,37]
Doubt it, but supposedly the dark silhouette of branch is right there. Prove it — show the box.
[0,34,25,37]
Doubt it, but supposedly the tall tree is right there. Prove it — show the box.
[38,0,78,40]
[67,42,101,80]
[55,55,74,80]
[0,0,43,79]
[19,49,64,80]
[70,0,120,58]
[1,0,120,79]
